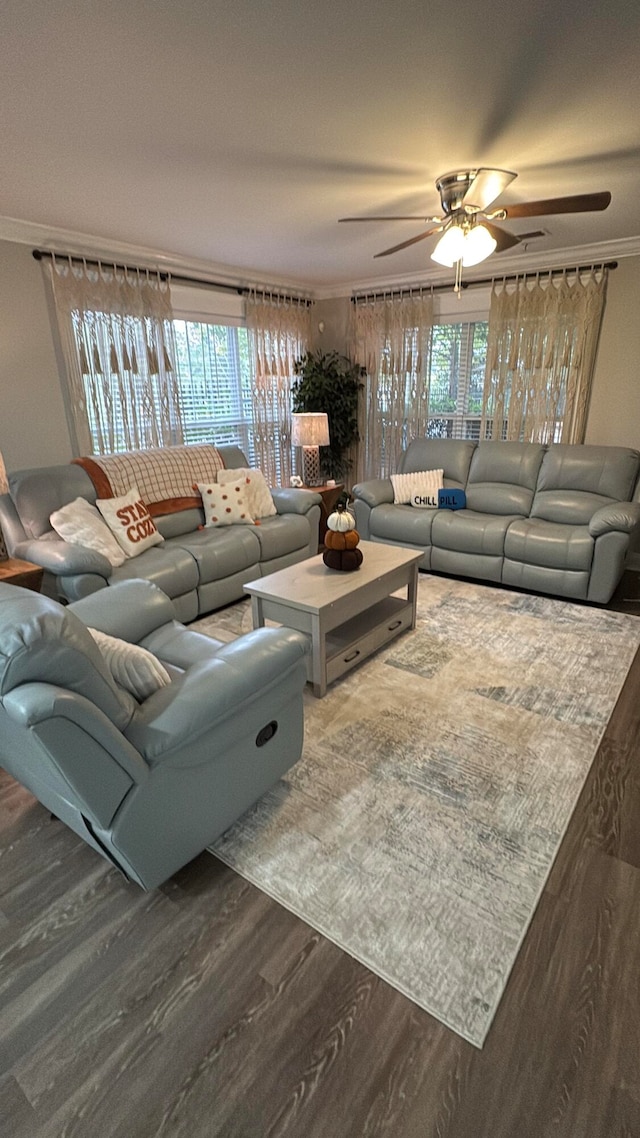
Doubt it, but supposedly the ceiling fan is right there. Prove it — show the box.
[339,168,611,280]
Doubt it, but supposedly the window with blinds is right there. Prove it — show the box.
[173,320,255,461]
[425,320,488,440]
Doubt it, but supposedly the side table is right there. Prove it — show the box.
[300,482,345,548]
[0,557,44,592]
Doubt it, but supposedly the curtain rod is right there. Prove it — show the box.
[351,260,618,302]
[32,249,314,306]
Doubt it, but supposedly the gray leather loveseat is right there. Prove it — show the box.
[352,439,640,603]
[0,445,321,622]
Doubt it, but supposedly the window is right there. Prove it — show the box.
[173,320,256,461]
[375,320,489,456]
[424,320,489,440]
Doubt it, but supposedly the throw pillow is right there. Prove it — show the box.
[87,627,171,700]
[196,482,255,527]
[217,467,277,518]
[96,486,164,558]
[50,497,127,567]
[390,469,444,509]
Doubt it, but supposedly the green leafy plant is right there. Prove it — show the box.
[291,350,365,482]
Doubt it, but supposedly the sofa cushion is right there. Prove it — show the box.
[431,509,521,557]
[504,517,594,571]
[398,438,476,487]
[167,525,261,584]
[9,464,98,539]
[466,441,545,515]
[108,544,199,598]
[370,502,438,545]
[0,589,134,728]
[251,513,313,561]
[531,444,640,524]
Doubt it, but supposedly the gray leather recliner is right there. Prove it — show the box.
[0,578,309,889]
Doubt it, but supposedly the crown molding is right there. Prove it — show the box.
[0,215,315,296]
[1,214,639,302]
[312,235,640,299]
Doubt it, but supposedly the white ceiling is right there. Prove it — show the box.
[1,0,639,293]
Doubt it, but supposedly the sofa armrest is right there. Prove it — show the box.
[124,627,309,763]
[13,536,112,578]
[270,487,322,515]
[351,479,394,508]
[589,502,640,537]
[2,684,149,784]
[69,580,177,643]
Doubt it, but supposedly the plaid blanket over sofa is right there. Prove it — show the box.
[74,444,225,516]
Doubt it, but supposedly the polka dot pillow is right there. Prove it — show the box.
[196,481,255,527]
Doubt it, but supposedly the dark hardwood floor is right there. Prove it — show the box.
[2,573,640,1137]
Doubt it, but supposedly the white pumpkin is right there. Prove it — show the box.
[327,504,356,532]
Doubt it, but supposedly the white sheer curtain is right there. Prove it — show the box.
[481,266,609,444]
[350,290,434,481]
[46,256,183,455]
[245,290,313,486]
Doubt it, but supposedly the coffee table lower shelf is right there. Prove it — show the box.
[324,595,412,687]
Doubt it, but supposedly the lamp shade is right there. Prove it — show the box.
[431,224,467,267]
[461,223,497,266]
[291,412,330,448]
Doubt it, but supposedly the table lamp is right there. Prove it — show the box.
[291,412,330,487]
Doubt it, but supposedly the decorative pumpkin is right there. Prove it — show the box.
[323,501,362,569]
[323,547,363,572]
[324,528,360,551]
[327,503,356,532]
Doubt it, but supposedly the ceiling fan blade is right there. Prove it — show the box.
[463,167,518,211]
[503,191,611,219]
[373,226,443,258]
[482,221,521,253]
[339,215,441,222]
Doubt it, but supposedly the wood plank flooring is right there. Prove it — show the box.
[2,573,640,1137]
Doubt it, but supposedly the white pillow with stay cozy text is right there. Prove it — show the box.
[217,467,277,518]
[390,469,444,508]
[96,486,164,558]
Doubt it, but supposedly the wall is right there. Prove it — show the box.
[0,236,638,473]
[585,256,640,449]
[0,240,72,470]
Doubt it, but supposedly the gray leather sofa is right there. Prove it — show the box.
[0,578,309,889]
[352,439,640,603]
[0,445,321,622]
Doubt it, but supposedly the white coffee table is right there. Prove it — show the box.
[244,541,423,696]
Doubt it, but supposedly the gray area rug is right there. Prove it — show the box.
[200,576,640,1046]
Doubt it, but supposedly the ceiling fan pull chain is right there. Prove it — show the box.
[454,258,463,296]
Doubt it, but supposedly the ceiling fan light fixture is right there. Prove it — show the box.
[431,221,497,268]
[430,223,466,266]
[461,223,497,266]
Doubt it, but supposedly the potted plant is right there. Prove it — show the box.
[291,350,365,483]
